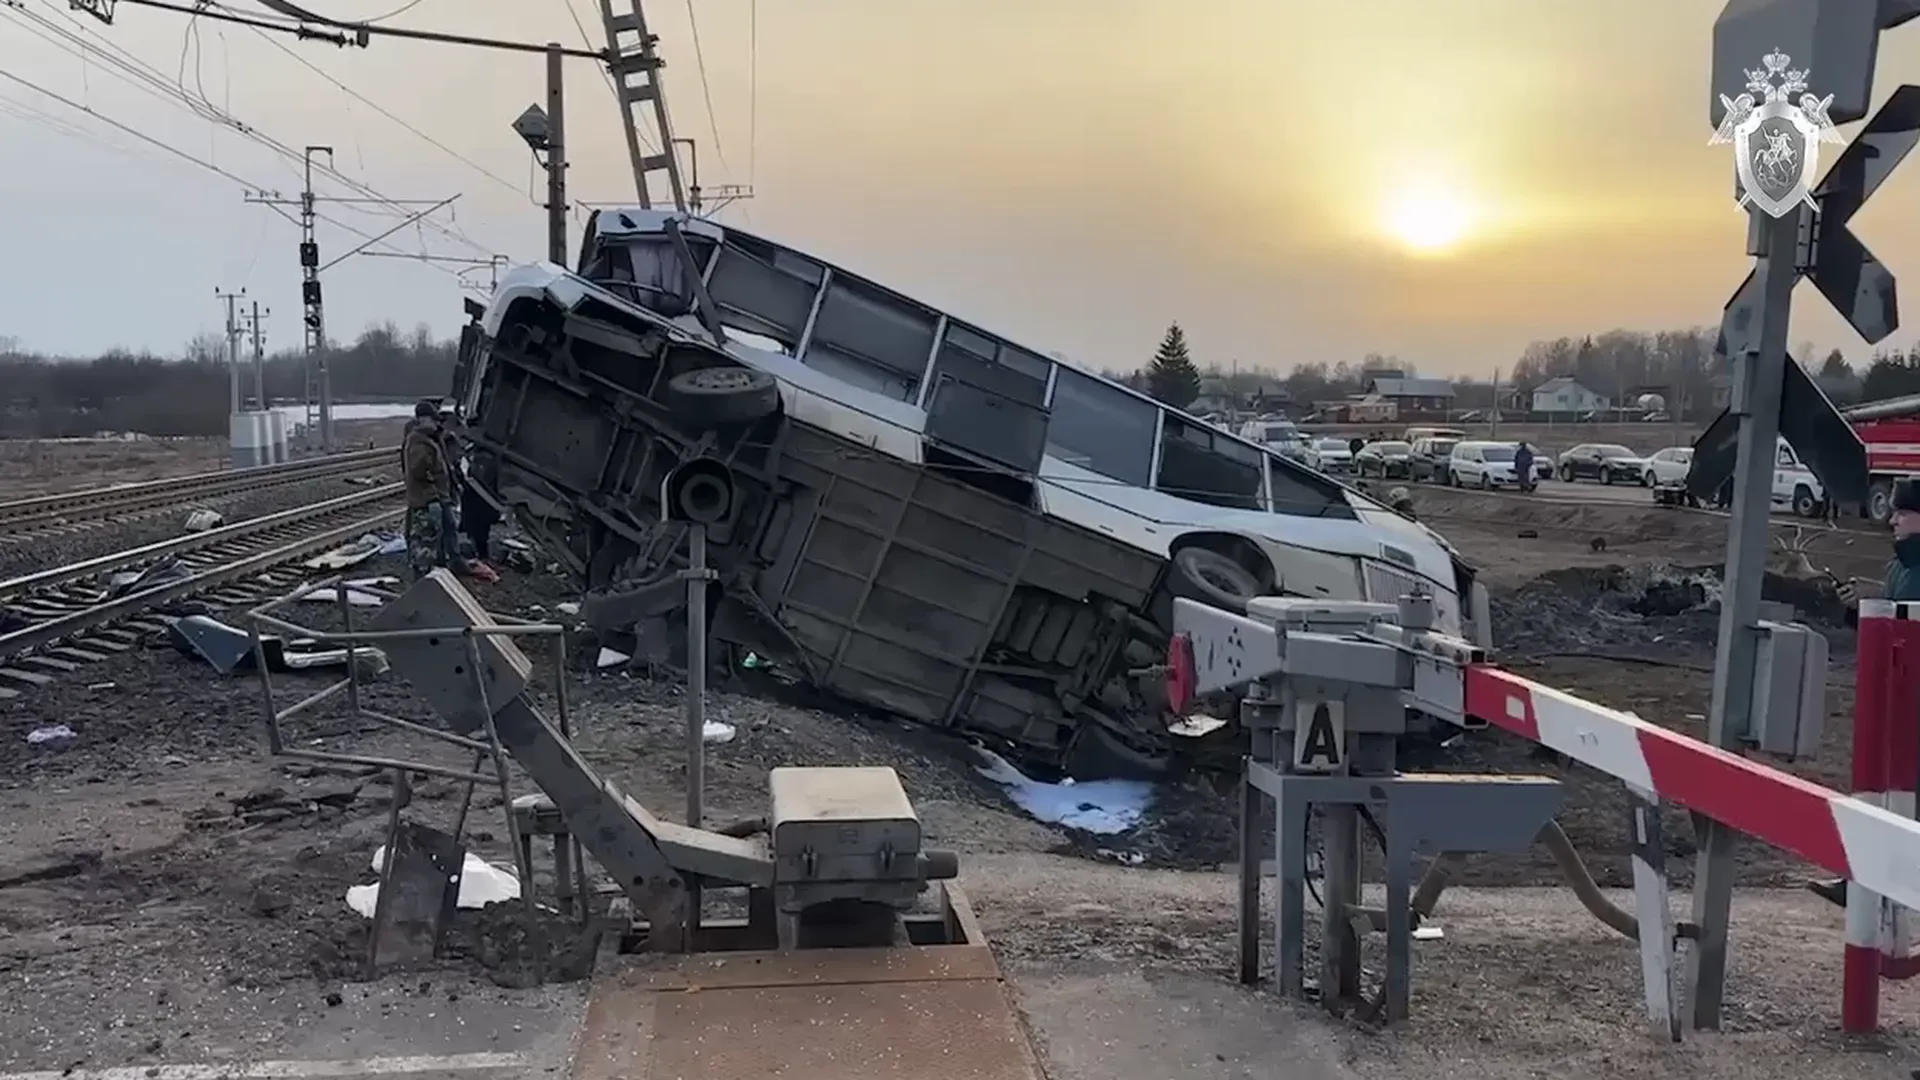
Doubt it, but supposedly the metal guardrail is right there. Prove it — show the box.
[0,447,394,534]
[0,483,405,661]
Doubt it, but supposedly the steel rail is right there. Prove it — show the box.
[0,484,402,601]
[0,447,394,532]
[0,492,405,661]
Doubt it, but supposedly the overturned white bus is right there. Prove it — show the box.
[451,208,1490,778]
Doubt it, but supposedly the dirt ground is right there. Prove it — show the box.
[0,419,406,498]
[0,474,1911,1076]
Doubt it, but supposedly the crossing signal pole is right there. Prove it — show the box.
[302,147,332,452]
[245,149,457,453]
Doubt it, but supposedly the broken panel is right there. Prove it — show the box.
[705,234,823,349]
[1045,367,1157,487]
[924,323,1050,475]
[801,274,937,403]
[1157,416,1265,511]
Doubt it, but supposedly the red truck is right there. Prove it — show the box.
[1850,392,1920,524]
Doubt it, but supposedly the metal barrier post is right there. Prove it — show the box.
[1844,601,1920,1032]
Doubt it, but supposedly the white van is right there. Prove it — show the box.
[1700,438,1827,517]
[1448,441,1521,489]
[1237,417,1311,462]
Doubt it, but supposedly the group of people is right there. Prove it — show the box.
[401,398,502,583]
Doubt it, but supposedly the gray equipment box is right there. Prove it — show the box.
[1748,618,1830,760]
[366,568,533,734]
[769,766,923,912]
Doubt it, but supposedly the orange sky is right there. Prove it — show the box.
[5,0,1920,375]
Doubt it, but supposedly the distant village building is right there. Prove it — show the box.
[1531,376,1610,416]
[1313,395,1398,423]
[1365,376,1455,414]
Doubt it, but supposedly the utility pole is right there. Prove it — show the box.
[1490,367,1500,439]
[244,301,269,410]
[548,44,568,266]
[216,286,246,415]
[513,48,570,265]
[303,147,333,453]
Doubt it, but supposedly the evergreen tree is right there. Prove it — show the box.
[1145,323,1202,409]
[1819,348,1852,380]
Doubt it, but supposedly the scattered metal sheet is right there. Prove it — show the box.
[368,820,467,973]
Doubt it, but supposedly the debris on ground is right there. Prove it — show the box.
[304,530,406,571]
[182,508,224,532]
[294,577,397,607]
[24,723,75,747]
[1488,562,1851,662]
[346,846,521,918]
[168,613,389,675]
[974,747,1152,834]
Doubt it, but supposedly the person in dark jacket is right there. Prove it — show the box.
[401,400,452,581]
[1513,442,1536,492]
[1810,479,1920,907]
[460,450,502,562]
[434,406,466,567]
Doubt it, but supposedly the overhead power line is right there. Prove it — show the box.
[681,0,730,179]
[17,0,491,257]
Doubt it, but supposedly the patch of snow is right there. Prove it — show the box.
[347,847,522,918]
[973,747,1151,835]
[703,721,736,744]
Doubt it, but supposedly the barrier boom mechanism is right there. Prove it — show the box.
[1170,593,1920,1033]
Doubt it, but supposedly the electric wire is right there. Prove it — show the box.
[747,0,756,184]
[563,0,656,154]
[19,0,489,261]
[212,3,525,200]
[0,41,465,282]
[681,0,730,178]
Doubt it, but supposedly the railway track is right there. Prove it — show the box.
[0,483,405,698]
[0,447,394,540]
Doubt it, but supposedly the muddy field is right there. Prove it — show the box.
[0,470,1910,1076]
[0,418,406,497]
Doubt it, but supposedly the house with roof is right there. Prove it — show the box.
[1531,376,1609,416]
[1365,376,1455,413]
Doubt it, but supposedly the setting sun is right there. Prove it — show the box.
[1380,183,1478,255]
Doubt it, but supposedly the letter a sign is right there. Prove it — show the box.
[1292,699,1346,774]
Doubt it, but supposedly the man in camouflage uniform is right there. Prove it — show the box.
[401,400,452,581]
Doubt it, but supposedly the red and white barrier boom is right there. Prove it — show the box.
[1843,600,1920,1032]
[1171,594,1920,1034]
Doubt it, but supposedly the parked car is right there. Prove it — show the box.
[1449,441,1523,489]
[1642,446,1693,487]
[1408,436,1459,482]
[1307,437,1354,473]
[1355,440,1413,478]
[1557,443,1648,485]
